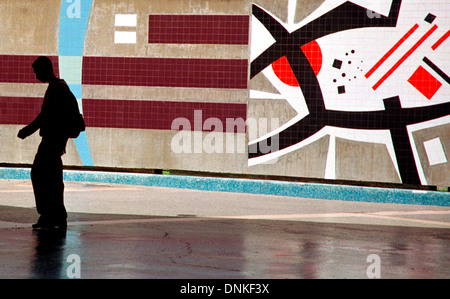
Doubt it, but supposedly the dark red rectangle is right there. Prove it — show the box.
[148,14,249,45]
[0,96,43,125]
[83,99,247,132]
[0,55,59,84]
[82,56,248,89]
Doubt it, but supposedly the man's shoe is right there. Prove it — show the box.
[32,222,45,229]
[32,221,67,230]
[53,222,67,230]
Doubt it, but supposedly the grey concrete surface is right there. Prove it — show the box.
[0,179,449,279]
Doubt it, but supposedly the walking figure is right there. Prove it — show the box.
[18,56,84,230]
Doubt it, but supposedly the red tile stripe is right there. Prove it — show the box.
[148,14,249,45]
[82,56,248,89]
[0,55,248,89]
[0,55,59,84]
[0,96,247,133]
[0,96,43,125]
[82,99,247,133]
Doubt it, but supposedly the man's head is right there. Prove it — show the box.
[32,56,55,83]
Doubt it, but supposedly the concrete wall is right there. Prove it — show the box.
[0,0,448,186]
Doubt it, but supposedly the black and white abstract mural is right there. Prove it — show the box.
[248,0,450,185]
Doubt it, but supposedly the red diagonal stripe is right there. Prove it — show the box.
[432,29,450,51]
[365,24,419,79]
[373,24,438,90]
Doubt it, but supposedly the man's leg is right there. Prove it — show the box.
[47,154,67,226]
[31,140,67,228]
[31,147,49,226]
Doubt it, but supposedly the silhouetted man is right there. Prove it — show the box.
[18,56,74,230]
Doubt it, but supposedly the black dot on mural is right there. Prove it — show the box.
[333,59,343,69]
[424,13,436,24]
[342,73,346,77]
[351,50,355,54]
[333,79,337,83]
[348,61,352,64]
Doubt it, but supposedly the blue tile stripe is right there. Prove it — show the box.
[59,0,94,57]
[1,167,448,207]
[59,0,94,166]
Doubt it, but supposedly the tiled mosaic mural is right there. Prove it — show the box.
[0,0,448,186]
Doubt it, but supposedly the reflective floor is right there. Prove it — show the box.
[0,180,449,279]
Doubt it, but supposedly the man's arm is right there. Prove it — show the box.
[17,113,42,139]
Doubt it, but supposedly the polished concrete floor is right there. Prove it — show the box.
[0,179,449,279]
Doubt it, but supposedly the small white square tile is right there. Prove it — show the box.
[423,137,447,166]
[114,31,136,44]
[115,14,137,27]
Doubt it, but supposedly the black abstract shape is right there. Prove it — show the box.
[423,57,450,84]
[333,59,343,69]
[250,0,403,78]
[424,13,436,24]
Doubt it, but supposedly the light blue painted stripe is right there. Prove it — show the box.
[58,0,94,166]
[67,84,82,100]
[58,56,83,85]
[1,168,448,207]
[73,132,93,166]
[59,0,94,56]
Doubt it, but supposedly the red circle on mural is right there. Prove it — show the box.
[272,40,322,87]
